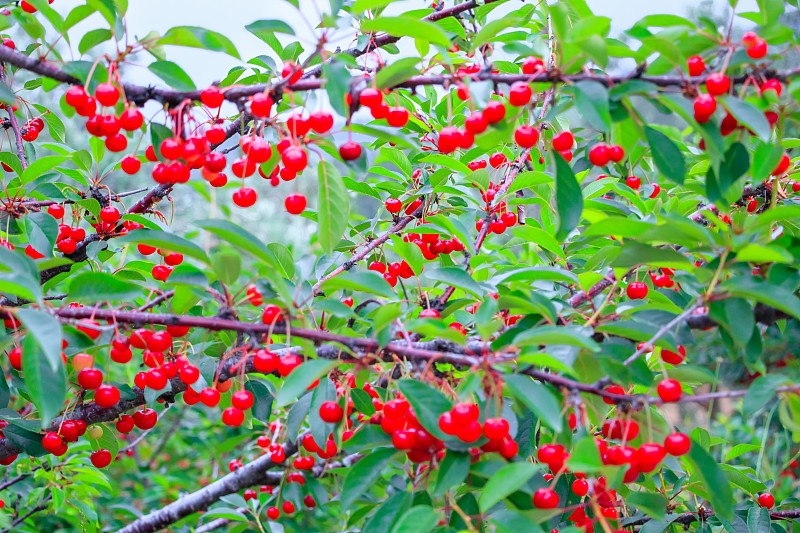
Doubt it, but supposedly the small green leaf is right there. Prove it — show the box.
[78,28,112,55]
[612,241,692,269]
[627,491,668,520]
[722,96,771,141]
[20,156,68,185]
[390,506,439,533]
[645,126,686,184]
[68,272,141,302]
[743,375,786,416]
[245,379,274,424]
[117,229,210,264]
[16,308,62,371]
[478,461,539,511]
[195,219,276,266]
[360,17,451,48]
[341,448,398,510]
[552,152,582,240]
[148,60,196,91]
[685,439,734,520]
[158,26,240,58]
[573,80,610,132]
[425,266,485,298]
[397,379,453,439]
[503,374,562,432]
[434,451,470,495]
[318,161,350,253]
[320,271,395,299]
[244,19,295,42]
[211,251,241,285]
[21,334,66,429]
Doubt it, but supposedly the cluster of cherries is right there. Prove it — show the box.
[438,403,519,459]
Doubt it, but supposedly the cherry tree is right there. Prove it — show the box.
[0,0,797,532]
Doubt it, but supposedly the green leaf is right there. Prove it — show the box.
[472,5,533,48]
[478,462,538,511]
[645,126,686,184]
[0,82,15,105]
[627,492,668,520]
[275,359,339,408]
[341,448,398,510]
[375,57,420,90]
[85,423,119,459]
[503,374,562,432]
[78,28,112,55]
[351,0,401,11]
[320,271,395,299]
[322,60,351,118]
[552,152,582,240]
[117,229,210,264]
[573,81,610,132]
[211,251,241,285]
[723,277,800,321]
[318,161,350,254]
[722,96,770,141]
[68,272,141,303]
[612,241,692,269]
[397,379,453,439]
[743,375,786,416]
[685,439,734,520]
[244,20,295,43]
[24,211,58,259]
[148,60,196,91]
[16,308,62,371]
[510,325,599,351]
[21,334,66,429]
[751,141,784,182]
[158,26,240,58]
[390,506,439,533]
[360,17,451,48]
[245,379,274,424]
[20,155,68,185]
[425,266,485,298]
[195,219,275,266]
[747,506,771,532]
[434,451,469,496]
[706,142,750,204]
[565,436,603,472]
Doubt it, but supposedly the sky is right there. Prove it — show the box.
[31,0,761,89]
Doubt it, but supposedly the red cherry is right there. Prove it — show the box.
[339,141,362,161]
[65,85,89,108]
[572,479,589,496]
[437,126,461,154]
[693,94,717,121]
[419,309,440,319]
[626,281,648,299]
[282,501,295,514]
[464,111,488,133]
[657,379,682,402]
[758,493,775,509]
[222,407,244,426]
[281,146,308,172]
[687,55,705,76]
[483,418,510,440]
[661,345,686,364]
[151,265,173,281]
[386,107,409,127]
[747,38,767,59]
[90,449,112,468]
[742,31,759,48]
[385,198,402,213]
[705,73,730,96]
[266,507,280,520]
[94,83,120,107]
[133,408,158,430]
[277,354,301,377]
[772,153,791,176]
[532,488,559,509]
[359,88,383,108]
[589,143,610,166]
[160,138,183,160]
[199,387,221,407]
[308,110,334,133]
[281,61,303,83]
[95,385,119,408]
[230,390,254,410]
[47,203,65,219]
[521,56,544,73]
[232,188,257,208]
[664,433,691,456]
[115,415,135,433]
[77,368,103,390]
[508,82,532,106]
[99,206,120,223]
[249,93,273,117]
[489,152,508,168]
[319,401,344,423]
[483,101,506,123]
[119,107,144,131]
[626,176,641,190]
[514,125,539,148]
[284,193,307,215]
[120,155,141,174]
[200,86,225,108]
[552,131,574,151]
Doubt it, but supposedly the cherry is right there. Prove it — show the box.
[588,143,610,166]
[281,61,303,83]
[200,86,225,108]
[281,146,308,172]
[231,390,254,410]
[572,478,589,496]
[657,379,682,402]
[199,387,221,407]
[664,433,691,456]
[282,501,295,514]
[742,31,759,48]
[489,152,508,168]
[339,141,362,161]
[120,155,141,174]
[687,55,705,76]
[532,488,559,509]
[419,309,440,319]
[457,420,483,442]
[758,493,775,509]
[42,432,62,452]
[387,107,409,127]
[90,449,112,468]
[25,245,44,259]
[761,79,782,98]
[277,354,302,376]
[266,507,280,520]
[304,495,316,508]
[603,384,625,405]
[371,103,390,119]
[65,86,89,108]
[514,125,539,148]
[438,411,455,435]
[552,131,574,151]
[95,83,120,107]
[772,153,791,176]
[705,73,730,96]
[522,57,544,73]
[626,176,641,190]
[95,385,120,408]
[249,93,273,117]
[222,407,244,426]
[359,88,383,108]
[145,369,168,390]
[99,206,120,224]
[319,401,344,423]
[151,265,173,281]
[464,111,489,134]
[116,415,135,433]
[179,365,199,385]
[119,107,144,131]
[626,281,648,299]
[77,368,103,390]
[693,94,717,121]
[133,408,158,430]
[6,347,21,371]
[438,126,461,154]
[508,82,532,106]
[483,101,506,123]
[385,198,402,213]
[21,125,38,142]
[483,418,510,440]
[47,203,65,219]
[284,193,307,215]
[747,38,767,59]
[232,188,257,208]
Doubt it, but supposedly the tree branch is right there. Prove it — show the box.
[0,65,28,170]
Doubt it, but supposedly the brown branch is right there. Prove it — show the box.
[0,65,27,170]
[0,494,51,533]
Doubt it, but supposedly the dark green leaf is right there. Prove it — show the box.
[318,161,350,254]
[245,379,274,424]
[478,461,539,511]
[78,28,112,55]
[573,80,610,132]
[275,359,338,408]
[68,272,141,302]
[685,439,734,520]
[16,308,62,371]
[148,60,196,91]
[434,451,469,496]
[341,448,398,510]
[244,20,295,43]
[390,506,439,533]
[397,379,453,439]
[158,26,240,58]
[552,152,582,240]
[360,17,451,48]
[503,374,562,432]
[21,334,66,428]
[645,126,686,184]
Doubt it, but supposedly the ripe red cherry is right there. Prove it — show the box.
[483,418,510,440]
[386,107,409,127]
[65,85,89,108]
[94,83,120,107]
[152,265,173,281]
[179,365,199,385]
[47,203,64,219]
[339,141,362,161]
[285,193,307,215]
[419,309,440,319]
[464,111,488,133]
[742,31,759,48]
[772,153,791,176]
[116,415,135,433]
[489,152,508,168]
[483,101,506,123]
[438,127,461,154]
[120,155,141,174]
[319,401,344,423]
[664,433,691,456]
[572,479,589,496]
[693,94,717,121]
[281,61,303,83]
[758,493,775,509]
[359,87,383,108]
[222,407,244,426]
[705,73,730,96]
[661,345,686,364]
[626,176,641,189]
[281,146,308,172]
[514,125,539,148]
[626,281,648,299]
[99,206,120,223]
[200,86,225,108]
[160,138,183,160]
[77,368,103,390]
[42,432,62,452]
[522,56,544,73]
[278,354,302,376]
[687,55,705,76]
[95,385,120,408]
[508,82,532,106]
[133,408,158,430]
[747,38,767,59]
[532,488,559,509]
[282,501,295,514]
[385,198,402,213]
[250,93,273,116]
[199,387,221,407]
[308,110,334,133]
[657,379,682,402]
[266,507,280,520]
[552,131,574,151]
[90,449,112,468]
[119,107,144,131]
[589,143,610,166]
[232,188,257,208]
